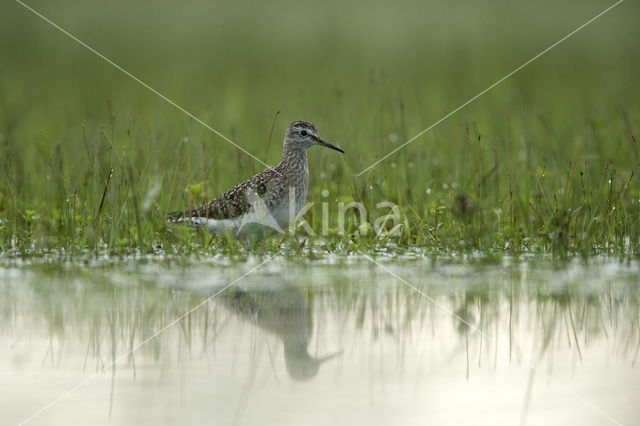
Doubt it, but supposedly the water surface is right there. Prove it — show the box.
[2,258,639,425]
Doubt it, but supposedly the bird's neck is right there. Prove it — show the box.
[281,145,308,170]
[279,145,309,207]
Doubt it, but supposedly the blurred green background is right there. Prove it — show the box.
[0,0,638,255]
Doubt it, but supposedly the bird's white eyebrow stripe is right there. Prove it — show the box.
[13,0,277,173]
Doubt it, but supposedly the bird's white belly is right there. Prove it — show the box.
[176,205,299,236]
[269,203,294,229]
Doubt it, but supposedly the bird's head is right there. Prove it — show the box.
[284,121,344,154]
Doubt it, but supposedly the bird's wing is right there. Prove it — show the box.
[167,168,280,221]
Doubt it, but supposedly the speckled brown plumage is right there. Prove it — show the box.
[167,161,304,221]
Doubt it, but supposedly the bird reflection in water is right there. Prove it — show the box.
[218,282,342,380]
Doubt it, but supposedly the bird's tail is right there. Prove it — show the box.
[167,208,216,232]
[166,210,188,223]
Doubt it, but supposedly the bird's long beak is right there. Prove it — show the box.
[315,350,344,364]
[313,135,344,153]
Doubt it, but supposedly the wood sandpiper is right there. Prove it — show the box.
[167,120,344,237]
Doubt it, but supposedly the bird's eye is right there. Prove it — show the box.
[300,130,308,136]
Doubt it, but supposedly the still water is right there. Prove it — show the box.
[1,258,639,425]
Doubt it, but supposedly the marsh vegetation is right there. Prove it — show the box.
[1,0,639,259]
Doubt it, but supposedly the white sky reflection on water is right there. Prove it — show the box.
[1,259,639,425]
